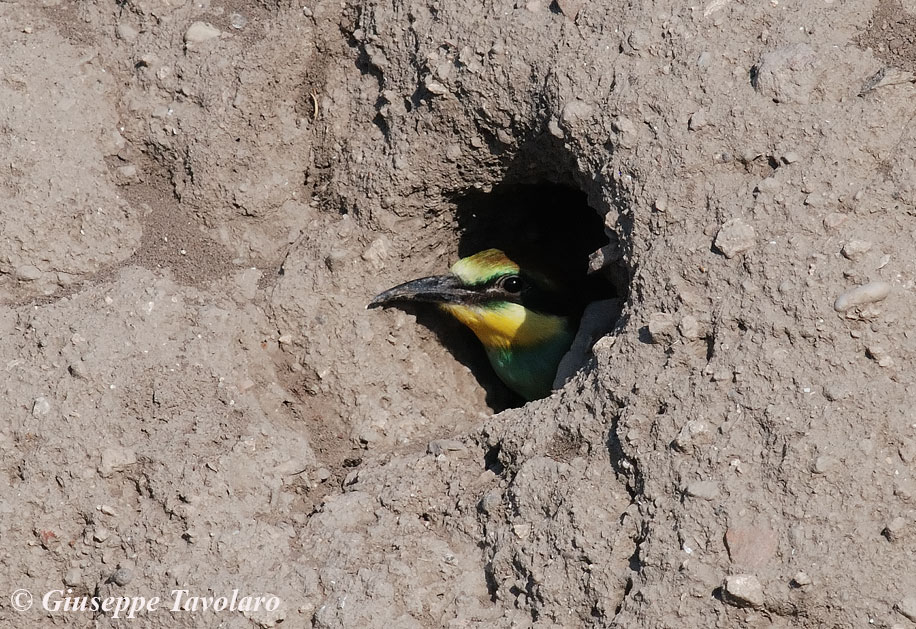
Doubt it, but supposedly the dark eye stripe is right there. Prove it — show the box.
[466,272,577,317]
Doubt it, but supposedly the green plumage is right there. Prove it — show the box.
[483,324,575,401]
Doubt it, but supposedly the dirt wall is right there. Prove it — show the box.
[2,0,916,627]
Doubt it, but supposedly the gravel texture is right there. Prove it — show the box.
[2,0,916,627]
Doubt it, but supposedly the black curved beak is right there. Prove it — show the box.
[368,274,475,309]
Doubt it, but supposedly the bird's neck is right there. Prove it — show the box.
[441,301,575,401]
[439,302,569,350]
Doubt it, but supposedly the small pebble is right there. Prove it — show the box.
[897,597,916,622]
[756,177,780,193]
[884,517,907,542]
[64,568,82,587]
[424,79,448,95]
[512,523,532,539]
[547,118,565,139]
[866,344,894,368]
[895,479,916,502]
[714,218,755,258]
[612,115,636,135]
[781,151,800,164]
[627,28,650,51]
[435,61,453,82]
[648,312,677,345]
[110,566,133,586]
[791,571,811,587]
[588,242,622,272]
[229,13,247,29]
[316,467,331,482]
[723,574,764,608]
[93,527,110,543]
[672,419,708,452]
[678,315,705,340]
[31,397,51,417]
[342,456,362,468]
[56,272,76,287]
[813,455,837,474]
[361,238,390,270]
[611,115,637,148]
[116,23,138,42]
[16,264,42,281]
[688,109,709,131]
[823,213,847,230]
[561,99,594,126]
[684,480,719,500]
[428,439,466,456]
[841,240,872,260]
[478,491,501,515]
[358,429,381,446]
[138,52,158,67]
[899,440,916,463]
[117,164,138,183]
[804,193,824,208]
[555,0,582,20]
[741,149,762,163]
[833,281,891,312]
[99,447,137,477]
[752,43,817,104]
[184,22,221,44]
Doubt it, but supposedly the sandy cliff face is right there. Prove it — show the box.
[2,0,915,626]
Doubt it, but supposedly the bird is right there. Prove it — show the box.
[367,248,581,401]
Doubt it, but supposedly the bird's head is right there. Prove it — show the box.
[368,249,576,351]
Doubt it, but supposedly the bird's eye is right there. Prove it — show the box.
[500,275,524,293]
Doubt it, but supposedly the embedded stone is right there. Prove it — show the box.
[723,574,765,608]
[714,218,755,258]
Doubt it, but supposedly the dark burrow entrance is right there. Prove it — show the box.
[455,182,625,302]
[408,181,627,410]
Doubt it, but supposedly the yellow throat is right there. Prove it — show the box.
[440,301,566,350]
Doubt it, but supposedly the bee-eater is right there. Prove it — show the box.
[368,249,579,401]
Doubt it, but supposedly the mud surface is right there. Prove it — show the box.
[2,0,916,627]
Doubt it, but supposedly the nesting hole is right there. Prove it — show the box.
[455,182,626,302]
[416,181,627,408]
